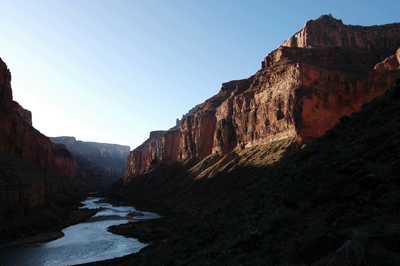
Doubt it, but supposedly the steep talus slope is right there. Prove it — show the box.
[51,136,130,189]
[125,15,400,176]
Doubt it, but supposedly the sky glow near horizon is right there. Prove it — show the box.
[1,0,398,150]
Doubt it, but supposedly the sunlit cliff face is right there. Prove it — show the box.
[125,16,400,177]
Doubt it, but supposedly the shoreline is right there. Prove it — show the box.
[74,205,197,265]
[0,208,101,250]
[72,197,186,266]
[1,196,172,266]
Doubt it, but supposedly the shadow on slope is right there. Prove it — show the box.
[96,82,400,266]
[108,137,304,217]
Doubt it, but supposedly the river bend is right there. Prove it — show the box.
[0,197,159,266]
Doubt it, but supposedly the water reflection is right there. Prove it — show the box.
[0,197,160,266]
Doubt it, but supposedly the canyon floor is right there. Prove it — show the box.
[78,83,400,265]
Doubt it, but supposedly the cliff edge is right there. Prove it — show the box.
[126,15,400,177]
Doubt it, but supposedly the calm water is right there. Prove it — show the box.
[0,197,160,266]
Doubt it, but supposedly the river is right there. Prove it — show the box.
[0,197,160,266]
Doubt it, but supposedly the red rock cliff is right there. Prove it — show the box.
[281,14,400,51]
[126,81,242,176]
[0,57,77,178]
[52,143,77,178]
[0,58,81,226]
[126,15,400,177]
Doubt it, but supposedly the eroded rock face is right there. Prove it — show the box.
[51,136,130,189]
[125,81,241,176]
[13,101,32,126]
[281,14,400,52]
[126,15,400,177]
[52,143,77,179]
[0,58,80,227]
[0,57,77,177]
[126,130,178,177]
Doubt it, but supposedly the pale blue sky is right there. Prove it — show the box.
[1,1,398,149]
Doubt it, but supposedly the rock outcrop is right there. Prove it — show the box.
[51,136,130,189]
[281,14,400,51]
[14,101,32,126]
[126,15,400,177]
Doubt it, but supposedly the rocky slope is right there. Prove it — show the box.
[126,15,400,177]
[104,82,400,266]
[51,136,130,189]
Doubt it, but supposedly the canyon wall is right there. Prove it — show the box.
[0,59,77,178]
[126,15,400,177]
[52,143,77,178]
[51,136,130,189]
[0,58,79,225]
[125,81,242,176]
[0,152,76,224]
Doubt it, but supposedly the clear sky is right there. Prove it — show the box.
[1,1,398,150]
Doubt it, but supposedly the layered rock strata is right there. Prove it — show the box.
[0,152,74,224]
[0,57,79,226]
[51,136,130,189]
[52,143,77,178]
[0,60,77,178]
[126,15,400,177]
[280,14,400,51]
[126,81,243,176]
